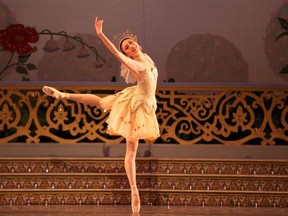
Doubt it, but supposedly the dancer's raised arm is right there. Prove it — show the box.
[95,17,145,82]
[95,17,119,56]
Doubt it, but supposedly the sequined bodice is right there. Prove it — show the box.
[136,67,158,96]
[131,67,158,113]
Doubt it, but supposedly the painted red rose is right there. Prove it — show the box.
[0,24,39,55]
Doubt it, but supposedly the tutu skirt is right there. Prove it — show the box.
[100,86,160,141]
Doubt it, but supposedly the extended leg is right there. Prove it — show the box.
[42,86,102,107]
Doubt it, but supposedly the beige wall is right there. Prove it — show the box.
[1,0,287,84]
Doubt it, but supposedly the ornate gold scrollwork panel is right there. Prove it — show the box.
[0,84,287,144]
[156,87,288,145]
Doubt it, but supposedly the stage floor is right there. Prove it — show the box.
[0,205,287,216]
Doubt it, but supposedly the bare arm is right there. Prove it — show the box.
[95,18,119,57]
[95,18,144,81]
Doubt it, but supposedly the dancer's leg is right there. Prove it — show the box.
[125,139,140,213]
[68,94,102,107]
[42,86,102,107]
[125,139,139,187]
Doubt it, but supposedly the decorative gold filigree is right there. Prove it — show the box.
[0,84,287,145]
[156,87,288,145]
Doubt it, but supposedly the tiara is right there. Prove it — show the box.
[113,30,137,51]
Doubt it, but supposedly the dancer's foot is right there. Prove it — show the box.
[131,186,140,214]
[42,86,68,99]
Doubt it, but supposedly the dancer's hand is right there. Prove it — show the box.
[95,17,103,35]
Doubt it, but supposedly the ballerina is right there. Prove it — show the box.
[43,17,160,213]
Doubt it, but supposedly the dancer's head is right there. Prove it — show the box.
[114,31,141,58]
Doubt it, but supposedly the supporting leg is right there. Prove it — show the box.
[125,139,140,213]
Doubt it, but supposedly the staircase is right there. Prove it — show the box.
[0,158,287,207]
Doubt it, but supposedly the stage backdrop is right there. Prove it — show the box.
[0,0,287,84]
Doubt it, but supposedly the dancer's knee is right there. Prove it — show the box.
[99,95,115,110]
[127,140,138,151]
[126,139,138,158]
[98,98,104,109]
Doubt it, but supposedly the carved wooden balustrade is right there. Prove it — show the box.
[0,82,287,145]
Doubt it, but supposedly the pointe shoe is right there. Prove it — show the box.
[131,189,141,214]
[42,86,67,99]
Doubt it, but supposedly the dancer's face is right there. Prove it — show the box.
[120,38,140,57]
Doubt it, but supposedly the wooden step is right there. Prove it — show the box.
[0,158,287,207]
[1,189,287,207]
[0,173,287,191]
[0,158,287,175]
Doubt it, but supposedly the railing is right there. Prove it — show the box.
[0,82,287,145]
